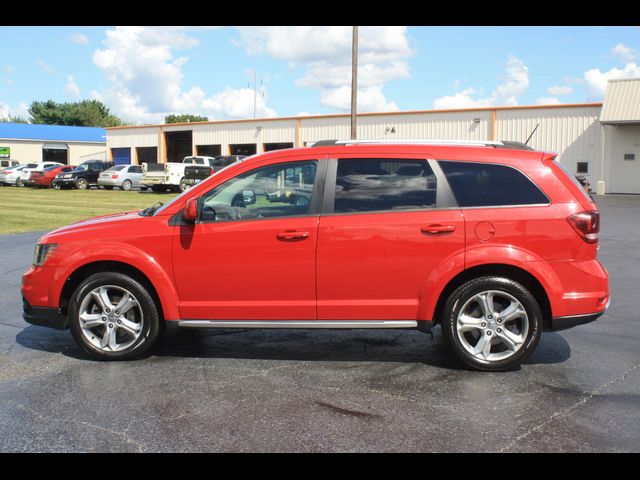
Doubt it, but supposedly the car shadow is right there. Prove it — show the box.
[14,325,571,370]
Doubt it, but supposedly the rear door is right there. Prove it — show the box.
[316,155,465,320]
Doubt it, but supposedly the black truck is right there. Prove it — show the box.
[182,155,246,190]
[52,160,115,190]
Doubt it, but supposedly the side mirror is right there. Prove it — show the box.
[183,197,198,223]
[242,189,256,205]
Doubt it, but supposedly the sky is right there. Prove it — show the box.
[0,26,639,125]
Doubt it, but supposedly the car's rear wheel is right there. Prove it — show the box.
[179,178,190,192]
[68,272,161,360]
[15,179,23,187]
[75,178,88,190]
[441,276,542,372]
[121,180,133,191]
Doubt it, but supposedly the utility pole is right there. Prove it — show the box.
[351,26,358,139]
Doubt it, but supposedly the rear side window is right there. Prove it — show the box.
[334,158,437,213]
[439,161,549,207]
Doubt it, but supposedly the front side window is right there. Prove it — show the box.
[200,160,318,222]
[334,158,437,213]
[439,161,549,207]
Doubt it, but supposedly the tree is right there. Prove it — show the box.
[165,114,208,124]
[28,100,125,127]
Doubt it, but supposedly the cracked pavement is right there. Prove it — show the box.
[0,195,638,452]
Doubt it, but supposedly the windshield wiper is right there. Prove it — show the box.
[139,202,163,217]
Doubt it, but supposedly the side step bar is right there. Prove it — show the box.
[177,320,418,329]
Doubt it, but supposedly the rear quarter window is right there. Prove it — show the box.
[439,161,549,207]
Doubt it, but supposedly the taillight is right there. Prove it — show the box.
[111,174,119,179]
[567,210,599,244]
[209,167,214,176]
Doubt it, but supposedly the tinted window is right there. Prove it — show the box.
[439,161,549,207]
[129,166,142,174]
[201,160,318,222]
[334,158,436,213]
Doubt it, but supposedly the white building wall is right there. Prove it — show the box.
[0,139,106,165]
[605,124,640,194]
[107,128,158,148]
[496,106,602,178]
[190,120,297,154]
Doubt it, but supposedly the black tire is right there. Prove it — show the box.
[68,272,161,361]
[15,179,23,187]
[75,178,88,190]
[441,276,542,372]
[121,180,132,191]
[179,178,189,192]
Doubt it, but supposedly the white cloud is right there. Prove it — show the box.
[3,78,13,87]
[547,85,573,96]
[3,65,14,74]
[433,55,529,109]
[70,33,89,45]
[91,26,274,123]
[64,75,81,100]
[583,62,640,100]
[611,43,637,63]
[0,102,29,120]
[236,26,412,112]
[536,97,562,105]
[37,60,55,74]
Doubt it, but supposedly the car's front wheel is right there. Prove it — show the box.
[75,178,88,190]
[68,272,161,360]
[441,276,542,372]
[121,180,133,191]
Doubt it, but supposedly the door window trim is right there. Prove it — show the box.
[193,158,328,225]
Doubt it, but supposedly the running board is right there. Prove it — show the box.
[177,320,418,329]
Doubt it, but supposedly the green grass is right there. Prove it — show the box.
[0,187,179,234]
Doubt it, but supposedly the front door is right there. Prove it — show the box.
[172,158,323,320]
[316,156,465,320]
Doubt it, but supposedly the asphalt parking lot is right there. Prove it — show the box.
[0,195,638,452]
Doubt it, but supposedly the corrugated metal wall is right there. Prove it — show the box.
[496,106,602,175]
[107,128,158,148]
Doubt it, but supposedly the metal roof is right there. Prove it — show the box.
[599,78,640,124]
[0,123,106,143]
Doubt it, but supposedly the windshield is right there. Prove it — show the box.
[74,164,89,171]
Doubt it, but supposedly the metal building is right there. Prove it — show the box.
[0,123,107,165]
[104,78,640,194]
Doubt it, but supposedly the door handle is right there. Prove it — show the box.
[421,224,456,235]
[277,230,310,241]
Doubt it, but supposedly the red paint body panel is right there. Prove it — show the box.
[21,143,609,331]
[32,165,73,187]
[317,210,465,320]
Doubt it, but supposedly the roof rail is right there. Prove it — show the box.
[308,139,534,150]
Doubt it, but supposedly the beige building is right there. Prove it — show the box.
[105,78,640,194]
[0,123,106,166]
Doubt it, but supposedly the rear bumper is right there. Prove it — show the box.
[98,178,121,187]
[22,297,67,330]
[141,176,171,185]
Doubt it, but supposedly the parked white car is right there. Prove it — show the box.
[0,164,37,186]
[18,162,64,187]
[98,165,146,191]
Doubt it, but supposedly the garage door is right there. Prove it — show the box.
[111,148,131,165]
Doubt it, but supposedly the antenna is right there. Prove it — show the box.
[248,70,265,120]
[525,123,540,146]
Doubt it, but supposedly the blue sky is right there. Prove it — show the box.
[0,26,638,124]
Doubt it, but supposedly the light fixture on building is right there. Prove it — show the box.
[385,126,397,134]
[473,118,481,124]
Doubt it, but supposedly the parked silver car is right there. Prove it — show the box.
[98,164,146,191]
[0,164,37,186]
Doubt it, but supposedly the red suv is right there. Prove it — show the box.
[21,140,609,371]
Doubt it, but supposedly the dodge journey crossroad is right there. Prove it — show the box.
[22,139,610,371]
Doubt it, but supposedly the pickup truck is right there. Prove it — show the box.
[182,155,246,190]
[141,156,217,192]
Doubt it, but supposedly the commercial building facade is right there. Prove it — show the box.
[0,123,107,166]
[105,78,640,194]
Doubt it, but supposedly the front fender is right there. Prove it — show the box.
[50,242,181,320]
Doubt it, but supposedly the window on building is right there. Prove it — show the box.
[577,162,589,174]
[439,161,549,207]
[334,158,437,214]
[624,153,636,161]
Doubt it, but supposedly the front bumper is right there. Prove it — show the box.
[52,178,77,187]
[22,297,67,330]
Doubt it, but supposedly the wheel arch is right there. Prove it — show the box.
[59,260,169,327]
[429,264,553,330]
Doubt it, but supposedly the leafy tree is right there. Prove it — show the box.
[165,114,209,124]
[28,100,125,127]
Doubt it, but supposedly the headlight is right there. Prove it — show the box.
[33,243,58,266]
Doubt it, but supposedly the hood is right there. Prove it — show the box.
[41,210,144,243]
